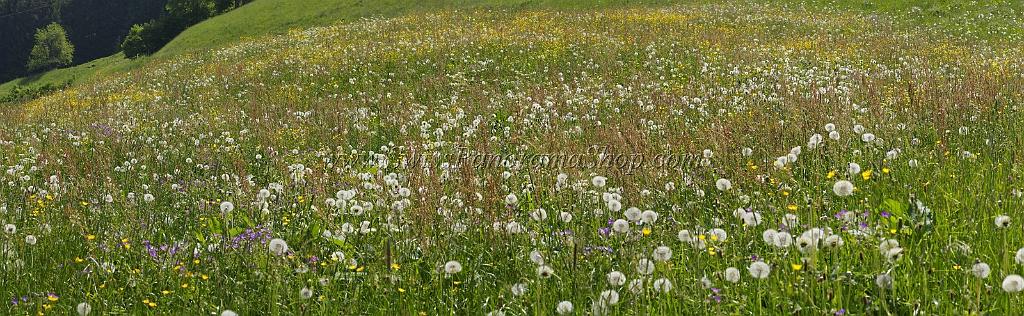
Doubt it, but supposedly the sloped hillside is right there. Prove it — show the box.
[1,1,1024,315]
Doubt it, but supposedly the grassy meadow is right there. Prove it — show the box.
[2,1,1024,315]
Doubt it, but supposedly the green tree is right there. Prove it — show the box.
[26,22,75,73]
[121,23,151,58]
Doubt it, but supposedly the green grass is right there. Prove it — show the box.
[3,0,1021,99]
[157,0,679,57]
[1,0,676,97]
[1,1,1024,315]
[0,54,136,97]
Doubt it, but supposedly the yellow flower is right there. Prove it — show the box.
[391,263,401,270]
[641,227,652,236]
[882,167,890,174]
[709,234,718,242]
[787,204,798,211]
[46,294,58,302]
[86,234,96,241]
[181,283,188,289]
[861,170,872,180]
[826,170,836,179]
[791,263,802,271]
[398,288,406,293]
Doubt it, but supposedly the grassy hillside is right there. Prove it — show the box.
[4,0,1023,99]
[2,1,1024,315]
[0,0,680,98]
[156,0,687,58]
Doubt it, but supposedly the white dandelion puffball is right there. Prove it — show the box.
[833,180,854,197]
[825,123,836,132]
[556,301,573,315]
[612,219,630,233]
[505,193,519,206]
[741,212,762,227]
[444,260,463,275]
[773,156,787,169]
[77,302,92,316]
[847,162,861,175]
[796,235,817,254]
[606,199,622,213]
[221,310,238,316]
[773,232,793,248]
[536,265,554,278]
[624,207,642,222]
[25,235,37,245]
[628,279,644,293]
[529,249,545,265]
[268,238,289,256]
[742,147,753,157]
[1004,275,1024,293]
[220,201,234,214]
[652,246,672,262]
[530,208,548,221]
[876,273,893,289]
[556,173,568,184]
[748,261,771,279]
[598,290,620,305]
[592,176,607,188]
[505,222,525,234]
[996,215,1012,228]
[4,223,15,234]
[762,229,778,244]
[640,210,659,224]
[885,247,904,262]
[511,283,528,296]
[1016,248,1024,264]
[559,211,573,223]
[710,228,728,241]
[715,178,732,191]
[677,230,693,243]
[972,262,991,279]
[879,239,900,255]
[862,133,876,143]
[299,287,313,299]
[607,271,626,286]
[637,258,655,275]
[653,278,673,293]
[825,235,844,248]
[725,267,741,283]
